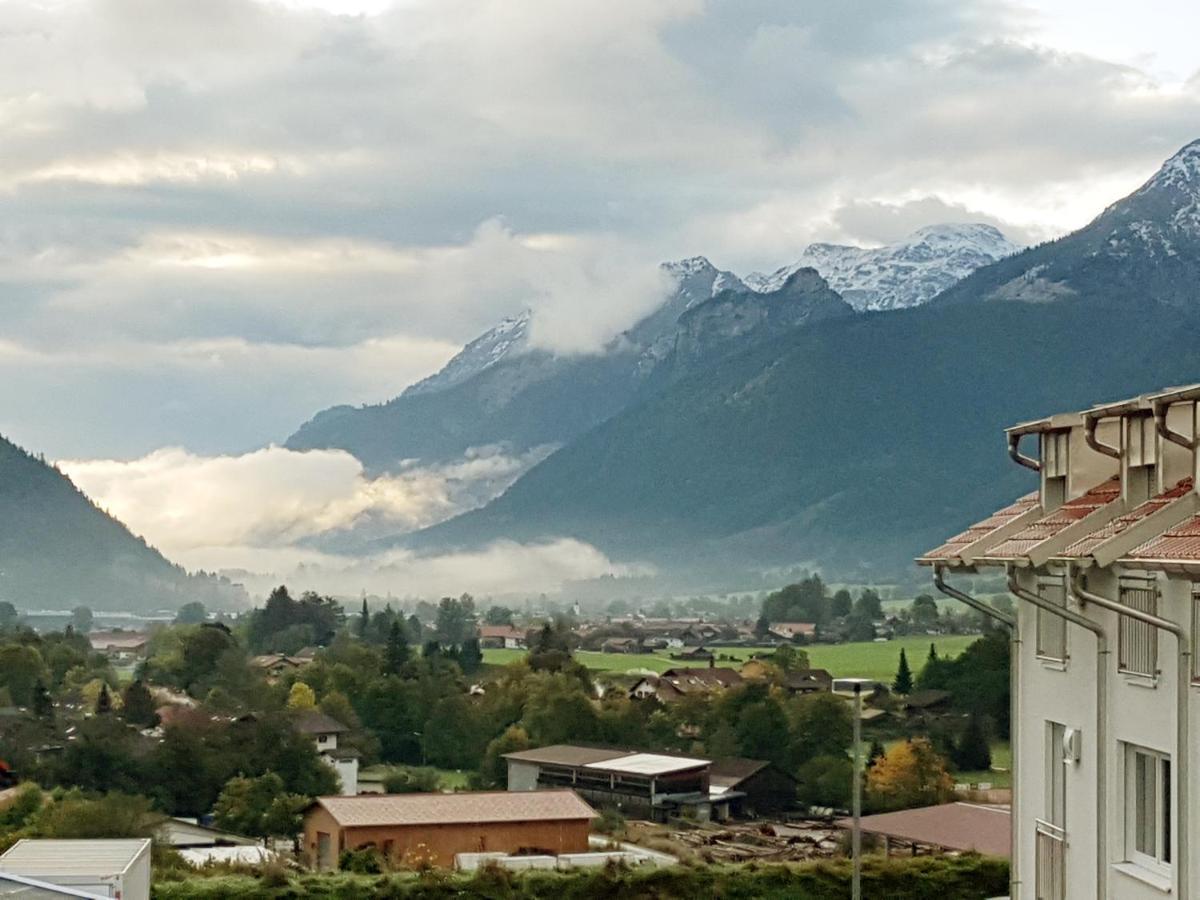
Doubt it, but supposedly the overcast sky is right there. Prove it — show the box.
[3,0,1200,593]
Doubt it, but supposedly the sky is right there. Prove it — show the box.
[2,0,1199,595]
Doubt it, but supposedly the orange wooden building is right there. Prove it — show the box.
[303,790,595,869]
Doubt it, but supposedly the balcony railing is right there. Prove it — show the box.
[1035,819,1066,900]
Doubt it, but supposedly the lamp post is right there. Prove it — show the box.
[852,681,862,900]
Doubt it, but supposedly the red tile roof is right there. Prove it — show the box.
[1058,478,1193,558]
[919,493,1040,562]
[983,477,1121,559]
[1123,513,1200,563]
[314,790,595,828]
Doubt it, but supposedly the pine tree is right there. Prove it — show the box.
[458,637,483,674]
[953,713,992,772]
[358,597,370,639]
[892,648,914,694]
[121,679,158,727]
[928,643,938,663]
[96,682,112,714]
[31,679,53,722]
[385,621,410,674]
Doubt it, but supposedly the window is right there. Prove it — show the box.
[1125,743,1172,872]
[1118,578,1158,678]
[1036,576,1068,662]
[1045,721,1066,828]
[1192,586,1200,683]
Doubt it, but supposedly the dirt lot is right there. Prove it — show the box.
[623,818,845,864]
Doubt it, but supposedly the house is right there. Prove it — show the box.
[87,631,148,664]
[708,758,798,817]
[249,654,308,679]
[917,384,1200,899]
[302,790,595,869]
[600,637,641,654]
[155,818,269,867]
[768,622,816,641]
[669,645,714,661]
[901,689,952,715]
[478,625,527,650]
[628,667,743,703]
[504,745,736,821]
[294,711,358,795]
[0,839,151,900]
[782,668,833,695]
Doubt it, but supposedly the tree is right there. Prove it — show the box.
[892,648,914,694]
[382,766,442,794]
[33,790,160,839]
[796,755,852,808]
[458,637,483,674]
[70,606,93,634]
[760,575,830,626]
[484,606,514,626]
[481,725,531,787]
[866,738,954,811]
[174,601,207,625]
[95,682,112,714]
[287,682,317,711]
[830,589,853,619]
[385,621,410,675]
[0,602,18,629]
[522,674,599,746]
[789,692,852,761]
[214,772,306,841]
[358,597,370,638]
[31,679,53,722]
[910,594,939,629]
[434,596,475,646]
[120,680,158,727]
[733,698,791,767]
[705,720,739,760]
[953,713,992,772]
[854,589,883,620]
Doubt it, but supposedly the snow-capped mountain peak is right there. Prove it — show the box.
[404,309,531,397]
[746,223,1021,311]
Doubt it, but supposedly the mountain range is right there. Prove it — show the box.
[377,139,1200,579]
[0,435,245,612]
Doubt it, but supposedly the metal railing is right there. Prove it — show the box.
[1035,819,1066,900]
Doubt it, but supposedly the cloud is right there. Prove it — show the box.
[57,443,629,597]
[3,0,1200,456]
[57,443,553,553]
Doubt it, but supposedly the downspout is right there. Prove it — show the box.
[1008,566,1109,900]
[1085,413,1121,460]
[1009,433,1042,472]
[1154,399,1198,452]
[935,566,1019,896]
[1072,567,1189,900]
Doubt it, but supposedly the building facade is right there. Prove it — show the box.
[920,385,1200,900]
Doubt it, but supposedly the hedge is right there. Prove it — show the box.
[152,855,1008,899]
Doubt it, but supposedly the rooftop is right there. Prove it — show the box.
[0,839,149,877]
[835,803,1009,857]
[917,492,1039,564]
[292,711,348,735]
[583,753,709,776]
[1055,478,1195,561]
[504,744,713,775]
[981,477,1122,562]
[1122,514,1200,569]
[313,790,595,828]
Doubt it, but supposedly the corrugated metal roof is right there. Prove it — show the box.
[583,753,709,776]
[984,478,1121,559]
[502,745,627,767]
[919,492,1040,562]
[1123,513,1200,562]
[834,803,1010,857]
[315,790,595,828]
[0,839,149,877]
[1058,478,1193,558]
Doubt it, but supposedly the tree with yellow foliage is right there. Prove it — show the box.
[866,737,954,811]
[286,681,317,711]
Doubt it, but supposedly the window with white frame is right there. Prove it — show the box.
[1036,576,1068,662]
[1124,742,1172,872]
[1118,577,1158,678]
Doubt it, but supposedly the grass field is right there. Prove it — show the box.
[481,633,978,681]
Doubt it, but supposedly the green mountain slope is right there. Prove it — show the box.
[403,140,1200,578]
[0,436,244,611]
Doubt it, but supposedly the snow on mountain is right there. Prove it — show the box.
[746,224,1021,311]
[1099,139,1200,257]
[404,309,532,397]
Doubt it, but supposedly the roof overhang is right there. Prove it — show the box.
[979,498,1129,569]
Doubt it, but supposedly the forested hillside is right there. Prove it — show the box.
[0,435,244,611]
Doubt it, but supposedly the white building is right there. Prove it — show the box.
[0,839,151,900]
[294,711,359,796]
[920,385,1200,900]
